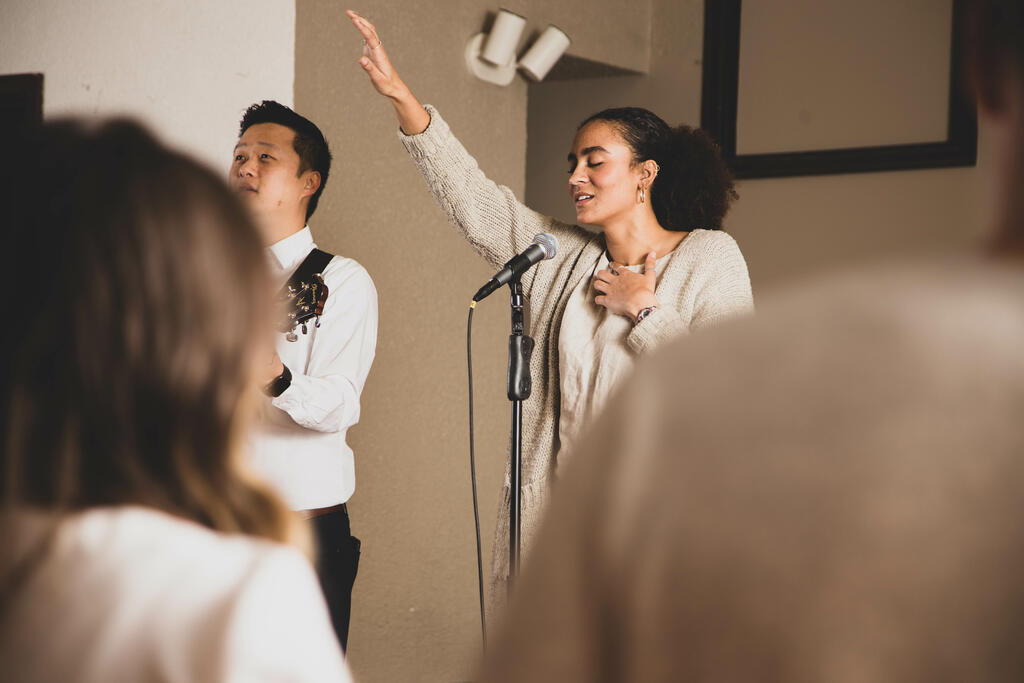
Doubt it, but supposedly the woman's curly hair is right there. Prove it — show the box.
[579,107,738,231]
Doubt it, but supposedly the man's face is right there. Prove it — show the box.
[229,122,313,225]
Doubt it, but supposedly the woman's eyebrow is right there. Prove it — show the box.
[567,146,609,162]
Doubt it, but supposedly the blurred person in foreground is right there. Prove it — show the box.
[479,1,1024,681]
[0,120,351,682]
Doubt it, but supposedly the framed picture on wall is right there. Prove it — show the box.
[700,0,977,179]
[0,73,43,132]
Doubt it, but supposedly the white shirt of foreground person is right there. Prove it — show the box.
[250,226,378,510]
[0,506,353,683]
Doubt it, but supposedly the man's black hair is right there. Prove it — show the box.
[239,101,332,221]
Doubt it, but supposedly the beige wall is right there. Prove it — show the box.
[514,0,651,73]
[0,0,295,171]
[737,0,953,153]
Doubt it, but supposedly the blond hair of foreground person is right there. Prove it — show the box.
[0,120,352,683]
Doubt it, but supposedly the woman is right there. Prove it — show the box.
[0,120,351,682]
[347,11,753,601]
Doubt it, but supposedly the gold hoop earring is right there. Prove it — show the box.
[638,186,646,204]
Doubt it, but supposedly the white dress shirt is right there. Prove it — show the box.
[249,226,378,510]
[1,506,352,683]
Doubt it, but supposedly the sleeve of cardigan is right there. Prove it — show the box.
[398,105,586,293]
[626,231,753,354]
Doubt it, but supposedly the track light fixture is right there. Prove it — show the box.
[465,9,570,86]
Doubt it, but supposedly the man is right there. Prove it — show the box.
[230,101,378,651]
[479,1,1024,680]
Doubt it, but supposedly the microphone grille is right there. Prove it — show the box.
[533,233,558,259]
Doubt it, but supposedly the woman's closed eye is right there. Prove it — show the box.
[567,161,604,173]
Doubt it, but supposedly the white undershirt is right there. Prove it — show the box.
[558,250,671,457]
[247,227,378,511]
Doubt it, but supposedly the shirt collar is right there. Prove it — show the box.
[267,226,316,273]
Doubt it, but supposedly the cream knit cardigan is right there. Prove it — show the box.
[400,106,753,605]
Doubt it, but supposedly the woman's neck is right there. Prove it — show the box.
[602,212,689,265]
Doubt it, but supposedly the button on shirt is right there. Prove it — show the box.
[248,227,378,511]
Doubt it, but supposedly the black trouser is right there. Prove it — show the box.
[311,505,361,651]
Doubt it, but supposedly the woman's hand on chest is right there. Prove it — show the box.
[592,251,660,323]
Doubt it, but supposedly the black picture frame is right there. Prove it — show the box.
[0,73,44,132]
[700,0,977,179]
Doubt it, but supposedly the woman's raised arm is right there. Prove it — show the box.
[347,10,431,135]
[345,10,590,279]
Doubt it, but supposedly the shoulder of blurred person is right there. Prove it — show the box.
[480,254,1024,682]
[0,505,351,683]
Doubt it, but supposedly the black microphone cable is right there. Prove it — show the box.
[466,301,487,651]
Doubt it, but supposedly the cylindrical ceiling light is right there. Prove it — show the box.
[465,10,570,86]
[518,25,571,81]
[481,9,526,66]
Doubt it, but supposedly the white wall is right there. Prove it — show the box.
[0,0,295,172]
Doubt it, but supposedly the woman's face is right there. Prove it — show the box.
[567,121,642,228]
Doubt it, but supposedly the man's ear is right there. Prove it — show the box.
[301,170,322,199]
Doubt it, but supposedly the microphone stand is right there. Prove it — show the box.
[506,274,533,596]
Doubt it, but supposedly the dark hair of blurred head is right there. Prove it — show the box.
[578,107,738,232]
[967,0,1024,248]
[0,119,295,544]
[970,0,1024,73]
[968,0,1024,109]
[239,100,332,221]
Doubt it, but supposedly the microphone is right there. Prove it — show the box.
[473,233,558,302]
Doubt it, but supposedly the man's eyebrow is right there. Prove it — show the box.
[567,145,609,161]
[233,141,280,151]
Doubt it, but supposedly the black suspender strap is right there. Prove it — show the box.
[286,248,334,290]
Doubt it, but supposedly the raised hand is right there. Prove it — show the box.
[346,9,430,134]
[593,251,660,323]
[347,10,401,98]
